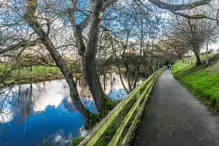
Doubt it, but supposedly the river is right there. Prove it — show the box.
[0,73,144,146]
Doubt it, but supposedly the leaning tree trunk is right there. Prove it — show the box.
[84,1,105,115]
[68,14,86,86]
[73,30,87,86]
[194,47,202,66]
[84,54,105,114]
[24,0,91,118]
[103,74,106,91]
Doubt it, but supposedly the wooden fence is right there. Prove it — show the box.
[79,68,166,146]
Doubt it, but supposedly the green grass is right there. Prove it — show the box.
[7,66,63,83]
[0,58,84,84]
[173,56,219,113]
[172,61,192,74]
[13,66,61,78]
[0,63,81,84]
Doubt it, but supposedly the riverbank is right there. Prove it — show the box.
[0,65,68,85]
[0,68,131,146]
[0,64,132,85]
[173,55,219,114]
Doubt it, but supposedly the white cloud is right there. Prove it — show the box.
[32,80,70,112]
[0,111,13,123]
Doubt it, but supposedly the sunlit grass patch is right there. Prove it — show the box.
[173,56,219,113]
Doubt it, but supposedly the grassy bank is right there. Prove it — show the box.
[173,56,219,114]
[0,64,82,84]
[11,66,64,84]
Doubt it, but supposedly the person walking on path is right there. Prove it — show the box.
[168,64,172,70]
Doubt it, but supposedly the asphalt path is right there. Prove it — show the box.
[132,70,219,146]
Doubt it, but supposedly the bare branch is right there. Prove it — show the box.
[0,39,42,54]
[147,0,211,11]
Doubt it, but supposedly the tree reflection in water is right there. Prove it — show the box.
[0,73,143,146]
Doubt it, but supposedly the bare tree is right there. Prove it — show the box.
[0,0,217,119]
[166,17,218,66]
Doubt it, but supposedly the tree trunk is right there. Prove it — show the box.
[103,74,106,91]
[132,65,140,90]
[45,42,91,118]
[124,63,132,91]
[117,64,129,93]
[24,0,91,118]
[73,30,87,85]
[84,1,105,115]
[110,73,113,89]
[109,33,129,93]
[157,60,160,69]
[80,55,87,86]
[194,48,202,66]
[188,55,191,64]
[84,55,105,114]
[68,11,87,86]
[149,57,154,75]
[206,41,209,66]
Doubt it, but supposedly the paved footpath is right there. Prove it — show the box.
[132,70,219,146]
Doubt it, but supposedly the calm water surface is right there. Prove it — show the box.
[0,73,143,146]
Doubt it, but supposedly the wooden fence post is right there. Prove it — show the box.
[115,110,122,145]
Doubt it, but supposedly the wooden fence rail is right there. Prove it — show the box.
[79,68,166,146]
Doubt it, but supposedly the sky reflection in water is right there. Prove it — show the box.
[0,73,134,146]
